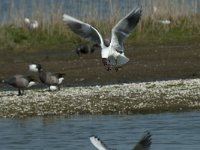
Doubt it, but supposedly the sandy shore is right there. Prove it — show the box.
[0,78,200,118]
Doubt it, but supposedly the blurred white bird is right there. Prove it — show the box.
[24,17,39,29]
[90,131,152,150]
[63,7,142,72]
[158,19,171,25]
[152,6,171,25]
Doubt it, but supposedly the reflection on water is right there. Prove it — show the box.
[0,111,199,150]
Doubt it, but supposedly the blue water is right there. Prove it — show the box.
[0,0,200,23]
[0,111,199,150]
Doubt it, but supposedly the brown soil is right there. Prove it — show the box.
[1,44,200,86]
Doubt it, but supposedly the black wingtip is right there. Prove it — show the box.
[139,130,152,148]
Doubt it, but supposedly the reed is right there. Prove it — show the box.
[0,0,200,51]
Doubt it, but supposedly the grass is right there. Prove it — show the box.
[0,0,200,52]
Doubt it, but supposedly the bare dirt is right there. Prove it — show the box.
[1,44,200,86]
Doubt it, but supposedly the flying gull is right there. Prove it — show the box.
[90,131,151,150]
[63,7,141,71]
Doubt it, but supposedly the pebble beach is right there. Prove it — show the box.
[1,78,200,118]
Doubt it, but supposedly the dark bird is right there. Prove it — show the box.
[29,64,65,91]
[1,75,37,96]
[63,7,141,71]
[90,131,151,150]
[75,43,99,56]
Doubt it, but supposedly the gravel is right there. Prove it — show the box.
[0,78,200,118]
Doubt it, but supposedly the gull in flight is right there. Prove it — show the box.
[90,131,151,150]
[63,7,142,71]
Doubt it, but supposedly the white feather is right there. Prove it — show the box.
[28,81,36,87]
[29,64,38,72]
[58,77,64,84]
[90,136,108,150]
[50,85,58,91]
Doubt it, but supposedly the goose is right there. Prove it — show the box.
[29,64,65,91]
[75,43,100,56]
[63,7,142,71]
[1,75,37,96]
[90,131,151,150]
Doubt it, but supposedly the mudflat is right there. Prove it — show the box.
[0,44,200,85]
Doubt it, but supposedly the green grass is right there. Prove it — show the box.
[1,0,200,53]
[0,15,200,53]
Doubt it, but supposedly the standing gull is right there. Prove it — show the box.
[63,7,141,71]
[90,131,151,150]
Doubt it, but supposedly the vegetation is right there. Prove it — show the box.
[0,0,200,52]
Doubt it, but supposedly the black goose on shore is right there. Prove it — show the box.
[29,64,65,91]
[75,39,110,57]
[1,75,37,96]
[90,131,152,150]
[75,43,99,56]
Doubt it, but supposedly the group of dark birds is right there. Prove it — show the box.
[1,7,153,149]
[1,64,65,96]
[1,6,141,96]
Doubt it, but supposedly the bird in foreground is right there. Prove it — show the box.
[90,131,151,150]
[63,7,141,71]
[1,75,37,96]
[24,17,39,29]
[29,64,65,91]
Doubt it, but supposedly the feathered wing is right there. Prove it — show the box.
[132,131,152,150]
[90,136,109,150]
[110,7,142,53]
[63,14,105,48]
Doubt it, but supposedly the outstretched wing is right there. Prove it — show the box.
[132,131,152,150]
[90,136,109,150]
[63,14,105,49]
[110,7,142,53]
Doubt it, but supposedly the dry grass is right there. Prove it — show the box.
[0,0,200,51]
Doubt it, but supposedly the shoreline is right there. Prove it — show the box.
[0,78,200,118]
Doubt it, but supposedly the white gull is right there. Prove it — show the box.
[63,7,141,71]
[90,131,151,150]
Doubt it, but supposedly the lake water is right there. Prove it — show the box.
[0,0,200,23]
[0,111,199,150]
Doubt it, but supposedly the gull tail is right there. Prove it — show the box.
[117,54,129,66]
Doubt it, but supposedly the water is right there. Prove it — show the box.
[0,111,199,150]
[0,0,200,23]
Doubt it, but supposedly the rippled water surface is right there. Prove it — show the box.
[0,111,199,150]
